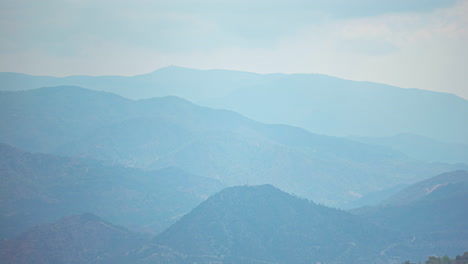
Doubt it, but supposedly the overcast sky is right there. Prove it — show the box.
[1,0,467,98]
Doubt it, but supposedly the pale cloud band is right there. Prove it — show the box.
[1,0,467,99]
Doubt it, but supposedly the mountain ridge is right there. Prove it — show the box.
[3,67,466,104]
[0,143,224,238]
[4,66,467,101]
[3,86,468,206]
[143,184,395,264]
[1,66,466,144]
[2,86,467,207]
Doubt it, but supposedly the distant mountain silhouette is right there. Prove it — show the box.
[1,86,466,207]
[0,144,223,238]
[1,66,467,144]
[353,170,468,260]
[142,185,396,264]
[0,213,146,264]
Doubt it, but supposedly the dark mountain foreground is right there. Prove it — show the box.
[0,213,146,264]
[139,185,402,264]
[403,252,468,264]
[1,184,465,264]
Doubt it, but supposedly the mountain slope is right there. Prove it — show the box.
[1,66,467,144]
[1,86,466,207]
[352,171,468,260]
[349,134,468,164]
[0,144,223,238]
[205,72,468,145]
[141,185,395,264]
[380,170,468,207]
[0,213,146,264]
[352,170,468,232]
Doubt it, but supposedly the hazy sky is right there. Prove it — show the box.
[1,0,467,98]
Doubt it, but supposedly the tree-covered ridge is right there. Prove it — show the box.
[144,185,398,264]
[403,252,468,264]
[1,182,466,263]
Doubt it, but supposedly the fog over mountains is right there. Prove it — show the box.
[349,134,468,164]
[0,143,223,238]
[1,66,467,145]
[1,86,466,208]
[0,67,467,263]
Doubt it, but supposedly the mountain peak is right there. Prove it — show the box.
[202,184,303,208]
[217,184,281,195]
[139,65,199,77]
[148,184,389,264]
[155,65,193,72]
[60,212,102,224]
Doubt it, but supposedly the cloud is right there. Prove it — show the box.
[0,0,459,54]
[0,0,467,98]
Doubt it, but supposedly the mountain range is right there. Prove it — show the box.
[1,66,467,145]
[133,175,468,263]
[1,66,467,263]
[3,177,466,264]
[1,86,466,207]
